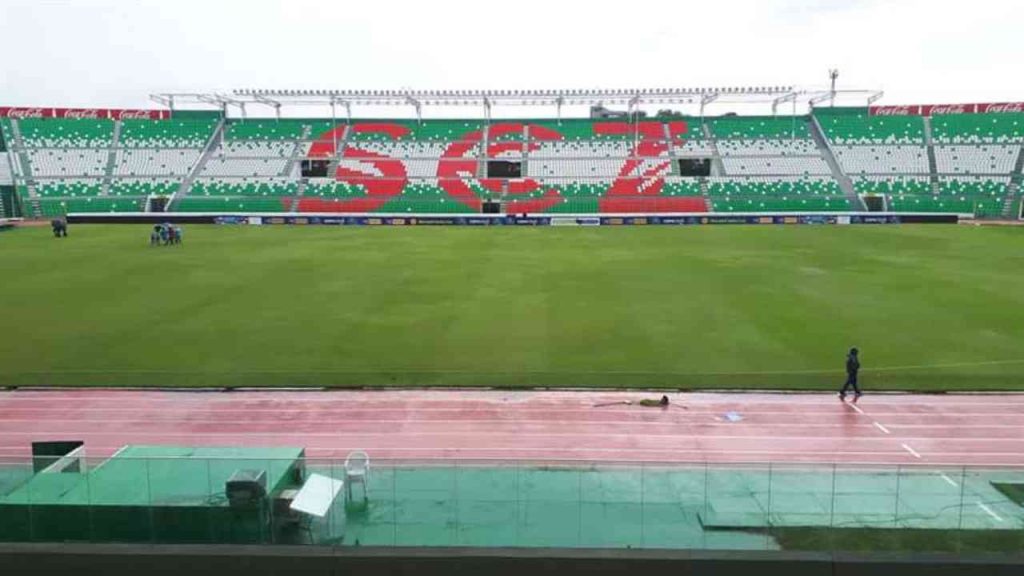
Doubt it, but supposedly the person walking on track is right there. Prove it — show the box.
[839,347,862,402]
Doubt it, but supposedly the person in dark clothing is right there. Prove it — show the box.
[51,218,67,238]
[638,396,670,408]
[839,348,862,402]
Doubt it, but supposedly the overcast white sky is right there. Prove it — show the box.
[1,0,1021,117]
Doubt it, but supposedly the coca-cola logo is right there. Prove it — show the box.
[62,109,102,119]
[115,110,156,120]
[982,103,1024,114]
[6,108,47,119]
[927,104,968,115]
[871,106,915,116]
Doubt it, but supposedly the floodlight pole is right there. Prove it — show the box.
[629,95,642,148]
[330,99,337,155]
[829,69,840,107]
[772,92,799,139]
[699,93,719,124]
[406,94,422,124]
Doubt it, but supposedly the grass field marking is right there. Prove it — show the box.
[976,502,1005,523]
[873,422,891,435]
[939,473,960,489]
[901,443,923,459]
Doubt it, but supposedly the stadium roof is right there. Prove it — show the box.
[150,87,885,119]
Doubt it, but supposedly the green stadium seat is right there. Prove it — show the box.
[19,118,114,148]
[853,177,931,195]
[710,116,810,140]
[932,113,1024,144]
[190,178,298,197]
[707,177,847,212]
[38,197,145,216]
[175,197,292,213]
[120,119,217,148]
[35,179,103,198]
[109,179,181,197]
[815,111,925,145]
[225,120,336,141]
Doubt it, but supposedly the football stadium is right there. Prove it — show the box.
[1,1,1023,575]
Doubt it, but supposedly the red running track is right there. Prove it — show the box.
[1,390,1023,467]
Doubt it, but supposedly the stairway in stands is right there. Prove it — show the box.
[1003,144,1024,219]
[8,120,42,218]
[286,125,313,212]
[922,117,942,195]
[700,121,726,177]
[166,117,225,212]
[809,115,862,210]
[99,121,122,197]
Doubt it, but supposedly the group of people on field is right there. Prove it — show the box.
[151,223,183,246]
[50,218,68,238]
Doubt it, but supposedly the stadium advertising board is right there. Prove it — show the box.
[155,214,925,227]
[870,102,1024,116]
[0,107,170,119]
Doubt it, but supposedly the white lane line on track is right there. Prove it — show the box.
[0,417,889,429]
[6,406,1024,419]
[2,429,999,443]
[873,422,892,435]
[0,438,917,453]
[901,443,923,459]
[940,473,960,488]
[6,396,1024,407]
[977,503,1004,523]
[849,404,865,415]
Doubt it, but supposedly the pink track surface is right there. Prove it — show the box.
[1,390,1023,467]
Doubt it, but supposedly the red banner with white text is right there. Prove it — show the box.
[870,102,1024,116]
[0,107,170,120]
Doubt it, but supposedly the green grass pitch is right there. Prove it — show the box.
[2,224,1023,390]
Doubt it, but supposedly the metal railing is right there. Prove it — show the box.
[1,455,1021,552]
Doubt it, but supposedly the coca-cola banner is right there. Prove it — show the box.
[0,107,54,119]
[870,103,1024,117]
[108,109,170,120]
[975,102,1024,115]
[0,107,170,120]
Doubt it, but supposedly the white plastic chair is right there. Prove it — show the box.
[344,450,370,501]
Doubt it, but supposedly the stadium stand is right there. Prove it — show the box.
[816,112,926,144]
[109,178,181,197]
[18,118,114,148]
[114,149,202,176]
[831,145,930,175]
[36,179,104,197]
[37,197,145,217]
[934,145,1018,175]
[3,110,1022,218]
[708,177,848,212]
[190,178,299,197]
[853,176,932,196]
[119,119,217,148]
[931,113,1024,144]
[710,116,830,178]
[176,196,293,213]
